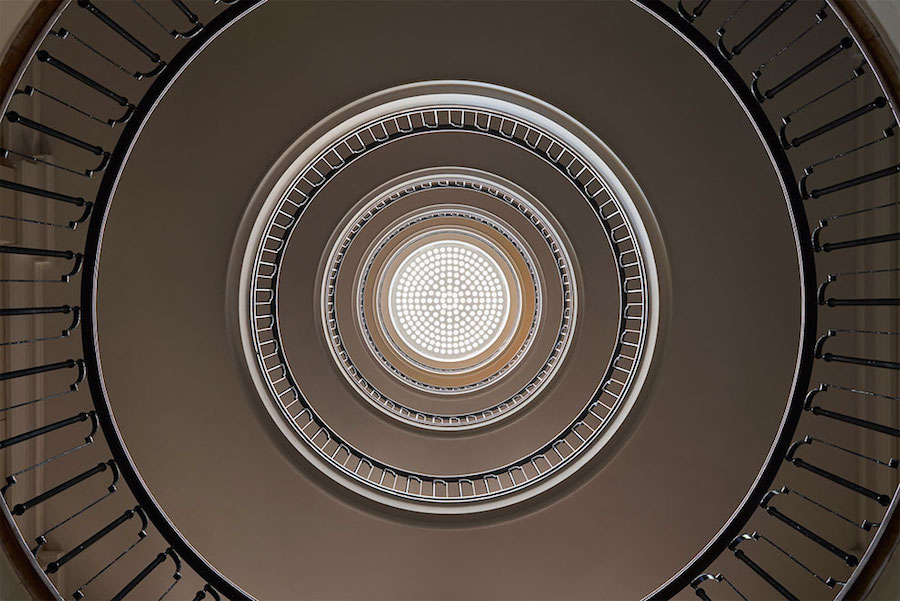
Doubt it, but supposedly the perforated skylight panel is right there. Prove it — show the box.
[388,241,511,362]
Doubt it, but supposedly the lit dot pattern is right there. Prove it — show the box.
[388,241,510,362]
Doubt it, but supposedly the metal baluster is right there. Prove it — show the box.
[71,511,149,600]
[755,532,842,587]
[0,147,91,178]
[0,214,69,230]
[112,548,181,601]
[801,163,900,199]
[828,383,900,401]
[0,180,92,228]
[0,410,94,450]
[4,112,110,175]
[32,463,120,553]
[34,50,131,107]
[0,306,81,347]
[2,390,75,415]
[820,232,900,253]
[0,305,75,317]
[760,4,827,67]
[0,245,75,260]
[49,28,139,79]
[718,1,797,60]
[786,438,891,505]
[817,268,899,306]
[0,245,83,282]
[77,0,167,78]
[805,121,897,171]
[815,330,900,370]
[806,434,897,468]
[14,85,113,127]
[47,506,147,574]
[0,362,85,415]
[0,180,84,207]
[806,393,900,437]
[4,112,103,155]
[780,61,866,126]
[812,196,899,251]
[729,534,799,600]
[2,417,99,495]
[10,461,111,516]
[783,97,887,148]
[756,38,854,102]
[779,485,876,530]
[0,359,76,383]
[760,490,859,565]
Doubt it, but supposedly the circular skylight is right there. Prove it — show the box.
[388,240,511,362]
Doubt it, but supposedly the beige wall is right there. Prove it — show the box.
[0,0,38,60]
[2,5,46,598]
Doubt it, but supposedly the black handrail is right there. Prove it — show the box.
[632,2,819,597]
[0,0,896,599]
[79,2,264,598]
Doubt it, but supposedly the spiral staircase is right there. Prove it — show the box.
[0,0,897,599]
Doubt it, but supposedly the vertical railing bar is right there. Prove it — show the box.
[72,536,146,600]
[50,28,137,77]
[761,38,853,100]
[756,533,839,586]
[10,463,107,515]
[33,488,117,554]
[5,112,106,156]
[0,180,86,206]
[77,0,162,63]
[33,51,131,106]
[5,438,93,485]
[48,507,145,574]
[0,410,90,449]
[111,551,168,601]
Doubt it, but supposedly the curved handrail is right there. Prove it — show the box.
[631,1,819,596]
[0,0,896,599]
[76,3,265,598]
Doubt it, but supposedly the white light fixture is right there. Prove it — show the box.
[388,240,511,363]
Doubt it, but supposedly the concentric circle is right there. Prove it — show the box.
[237,81,662,513]
[332,174,566,412]
[387,239,511,364]
[340,178,561,407]
[370,216,532,381]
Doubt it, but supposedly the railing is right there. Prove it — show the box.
[2,2,260,599]
[0,0,897,599]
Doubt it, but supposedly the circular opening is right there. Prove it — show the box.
[361,204,542,391]
[386,239,513,364]
[237,81,664,510]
